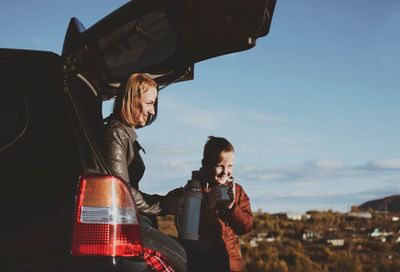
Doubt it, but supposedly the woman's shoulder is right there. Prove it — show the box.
[105,118,124,130]
[104,118,137,142]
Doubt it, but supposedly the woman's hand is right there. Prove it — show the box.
[165,188,185,215]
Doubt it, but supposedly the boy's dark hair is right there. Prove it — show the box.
[202,136,235,165]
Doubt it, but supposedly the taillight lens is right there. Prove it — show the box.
[71,175,143,257]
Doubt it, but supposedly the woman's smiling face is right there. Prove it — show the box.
[137,86,157,127]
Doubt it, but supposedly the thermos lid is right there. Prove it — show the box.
[186,179,201,192]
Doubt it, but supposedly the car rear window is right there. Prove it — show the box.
[97,10,176,78]
[0,62,28,151]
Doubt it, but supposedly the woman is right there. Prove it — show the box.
[103,73,187,272]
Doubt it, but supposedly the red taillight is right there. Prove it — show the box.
[71,175,143,257]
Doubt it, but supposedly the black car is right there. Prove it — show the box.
[0,0,276,271]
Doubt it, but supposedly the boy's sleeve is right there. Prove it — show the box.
[225,184,253,235]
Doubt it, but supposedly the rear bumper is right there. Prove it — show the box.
[65,256,148,272]
[3,256,148,272]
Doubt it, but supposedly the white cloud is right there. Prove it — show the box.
[139,96,400,212]
[139,154,400,212]
[179,110,230,130]
[365,159,400,170]
[160,97,284,131]
[163,159,197,172]
[306,159,345,169]
[161,98,231,130]
[236,158,400,204]
[147,143,198,157]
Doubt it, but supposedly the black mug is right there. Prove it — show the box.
[215,185,231,204]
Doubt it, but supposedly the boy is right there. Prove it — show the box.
[191,136,253,272]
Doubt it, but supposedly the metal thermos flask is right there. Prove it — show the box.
[179,179,203,240]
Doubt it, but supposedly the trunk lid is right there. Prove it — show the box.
[62,0,276,97]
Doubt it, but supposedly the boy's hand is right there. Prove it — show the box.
[205,187,222,209]
[225,182,236,210]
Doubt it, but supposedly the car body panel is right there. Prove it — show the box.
[0,49,78,262]
[0,49,147,271]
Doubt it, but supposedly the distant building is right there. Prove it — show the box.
[249,239,258,248]
[287,212,302,220]
[265,231,279,242]
[326,238,345,247]
[286,212,311,221]
[257,232,268,239]
[369,228,393,242]
[248,232,278,247]
[347,212,372,219]
[344,226,355,232]
[273,213,287,219]
[370,228,382,238]
[266,237,275,242]
[302,230,320,241]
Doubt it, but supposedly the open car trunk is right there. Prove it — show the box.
[62,0,276,98]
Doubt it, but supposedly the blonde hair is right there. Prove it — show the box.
[114,73,158,127]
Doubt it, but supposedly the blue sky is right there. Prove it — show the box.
[1,0,399,213]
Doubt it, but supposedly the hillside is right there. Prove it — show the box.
[158,210,400,272]
[359,195,400,213]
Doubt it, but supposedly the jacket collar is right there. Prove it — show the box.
[107,116,138,143]
[120,122,137,143]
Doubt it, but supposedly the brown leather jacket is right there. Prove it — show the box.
[193,170,253,272]
[103,118,166,215]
